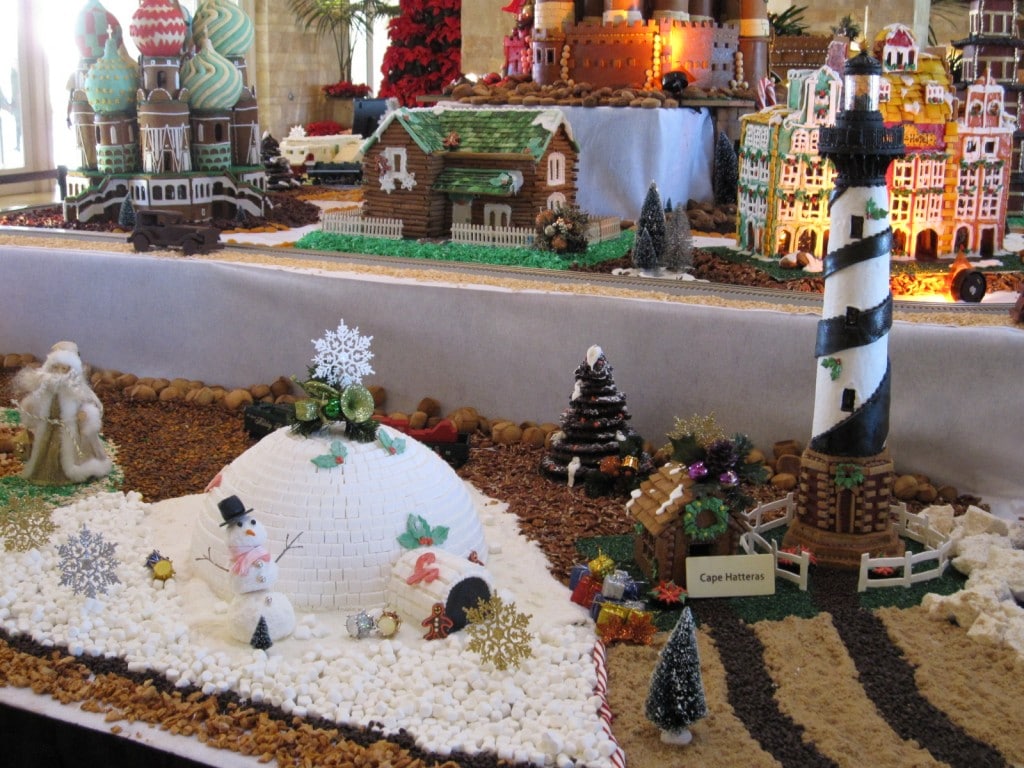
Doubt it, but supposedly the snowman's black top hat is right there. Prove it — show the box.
[218,495,253,526]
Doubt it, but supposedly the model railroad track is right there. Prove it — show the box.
[3,225,1012,317]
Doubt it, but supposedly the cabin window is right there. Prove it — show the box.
[378,147,416,193]
[483,204,512,228]
[547,152,565,185]
[386,147,406,175]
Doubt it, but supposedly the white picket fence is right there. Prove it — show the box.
[585,216,621,244]
[856,503,953,592]
[450,223,534,248]
[321,212,403,240]
[738,493,812,591]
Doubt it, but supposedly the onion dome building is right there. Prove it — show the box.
[782,52,906,569]
[132,0,192,175]
[83,32,139,175]
[63,0,267,224]
[69,0,124,171]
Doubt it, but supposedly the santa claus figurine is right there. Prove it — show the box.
[14,341,112,485]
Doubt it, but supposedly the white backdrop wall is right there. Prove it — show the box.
[2,244,1021,517]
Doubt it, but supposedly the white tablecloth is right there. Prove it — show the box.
[1,243,1021,518]
[560,106,714,220]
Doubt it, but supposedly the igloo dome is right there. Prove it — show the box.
[189,425,489,612]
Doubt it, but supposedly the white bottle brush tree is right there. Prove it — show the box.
[645,607,708,745]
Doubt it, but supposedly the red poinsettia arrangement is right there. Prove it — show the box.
[323,81,373,99]
[305,120,347,137]
[379,0,461,106]
[650,580,687,605]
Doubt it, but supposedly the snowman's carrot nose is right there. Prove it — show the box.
[245,529,256,536]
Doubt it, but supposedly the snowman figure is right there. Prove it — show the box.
[219,495,296,645]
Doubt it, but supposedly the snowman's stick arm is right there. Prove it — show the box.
[276,532,304,563]
[195,547,229,572]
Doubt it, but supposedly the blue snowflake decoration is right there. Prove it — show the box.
[58,525,120,598]
[311,320,375,388]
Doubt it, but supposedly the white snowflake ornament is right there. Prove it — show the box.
[58,525,120,598]
[311,319,375,388]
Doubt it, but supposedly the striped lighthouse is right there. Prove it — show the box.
[782,51,906,569]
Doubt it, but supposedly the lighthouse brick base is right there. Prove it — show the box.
[782,448,904,570]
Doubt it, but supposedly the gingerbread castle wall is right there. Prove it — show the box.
[521,0,740,92]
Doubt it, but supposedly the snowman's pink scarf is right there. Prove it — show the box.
[228,544,271,575]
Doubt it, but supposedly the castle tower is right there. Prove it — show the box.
[604,0,644,23]
[183,39,243,171]
[651,0,690,21]
[69,0,122,170]
[131,0,192,175]
[722,0,770,88]
[782,52,906,569]
[84,33,139,175]
[531,0,572,85]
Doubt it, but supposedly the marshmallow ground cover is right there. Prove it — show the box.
[0,488,621,767]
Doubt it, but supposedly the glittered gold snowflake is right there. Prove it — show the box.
[0,493,56,553]
[669,412,726,448]
[464,595,534,671]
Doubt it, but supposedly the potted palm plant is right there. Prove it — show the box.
[289,0,397,125]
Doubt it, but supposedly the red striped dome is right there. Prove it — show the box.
[130,0,188,57]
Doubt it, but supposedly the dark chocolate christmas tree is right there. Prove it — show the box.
[645,607,707,745]
[250,615,273,651]
[540,345,652,490]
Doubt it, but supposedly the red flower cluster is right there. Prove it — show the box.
[379,0,461,106]
[322,81,372,99]
[305,121,347,137]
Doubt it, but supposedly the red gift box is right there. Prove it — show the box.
[570,573,602,609]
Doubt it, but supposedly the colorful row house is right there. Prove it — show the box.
[737,24,1014,262]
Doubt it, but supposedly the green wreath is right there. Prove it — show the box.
[682,497,730,543]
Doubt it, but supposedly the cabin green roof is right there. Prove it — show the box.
[432,167,523,196]
[363,106,577,159]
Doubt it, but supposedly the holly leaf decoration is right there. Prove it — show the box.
[311,440,348,469]
[378,430,406,456]
[397,514,450,549]
[821,357,842,381]
[865,197,889,220]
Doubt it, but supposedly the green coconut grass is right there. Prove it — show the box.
[294,229,635,270]
[576,526,967,628]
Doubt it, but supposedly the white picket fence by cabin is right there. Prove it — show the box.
[856,503,953,592]
[738,493,812,591]
[450,223,534,248]
[585,216,621,244]
[321,212,403,240]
